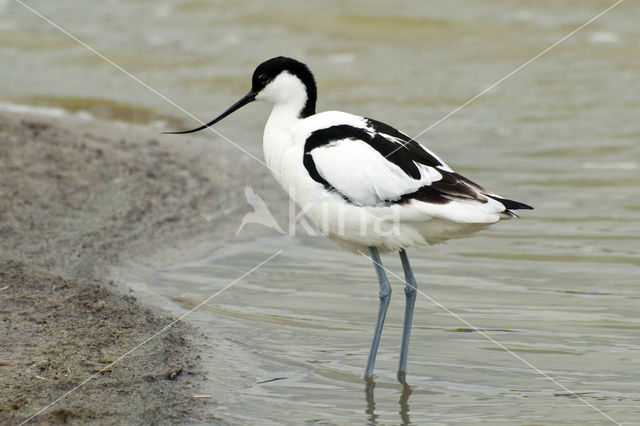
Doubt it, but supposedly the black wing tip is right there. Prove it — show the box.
[511,201,534,210]
[506,201,534,210]
[485,194,534,211]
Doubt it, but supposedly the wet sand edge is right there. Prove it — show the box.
[0,110,271,424]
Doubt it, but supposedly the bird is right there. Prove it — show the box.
[165,56,533,379]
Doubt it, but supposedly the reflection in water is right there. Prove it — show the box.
[364,377,378,425]
[365,374,413,425]
[397,372,413,425]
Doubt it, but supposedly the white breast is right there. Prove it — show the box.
[262,109,505,253]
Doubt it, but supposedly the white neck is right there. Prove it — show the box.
[259,72,311,179]
[260,72,309,150]
[265,100,302,132]
[262,101,307,188]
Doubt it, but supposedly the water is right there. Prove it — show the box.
[3,0,640,424]
[154,230,639,424]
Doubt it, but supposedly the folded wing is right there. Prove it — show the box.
[302,116,532,217]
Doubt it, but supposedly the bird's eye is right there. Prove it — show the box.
[257,73,270,84]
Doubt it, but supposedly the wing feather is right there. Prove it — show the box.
[301,114,532,214]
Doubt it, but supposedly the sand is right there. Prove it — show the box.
[0,110,275,424]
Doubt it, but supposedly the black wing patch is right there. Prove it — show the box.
[304,121,444,181]
[399,171,534,213]
[431,172,486,201]
[398,170,487,205]
[364,118,444,169]
[302,150,335,193]
[303,121,533,212]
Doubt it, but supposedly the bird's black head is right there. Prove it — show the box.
[250,56,317,117]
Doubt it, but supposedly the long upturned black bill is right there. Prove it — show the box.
[163,91,256,135]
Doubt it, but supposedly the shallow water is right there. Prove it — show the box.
[154,227,640,424]
[3,0,640,423]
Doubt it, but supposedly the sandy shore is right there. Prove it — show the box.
[0,110,275,424]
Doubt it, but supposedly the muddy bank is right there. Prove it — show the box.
[0,110,275,424]
[0,260,207,424]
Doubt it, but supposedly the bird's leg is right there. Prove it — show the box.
[365,247,392,378]
[398,249,417,374]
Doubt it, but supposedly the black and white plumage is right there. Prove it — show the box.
[166,56,533,378]
[303,117,529,214]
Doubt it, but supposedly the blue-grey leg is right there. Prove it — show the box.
[365,246,392,378]
[398,249,417,374]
